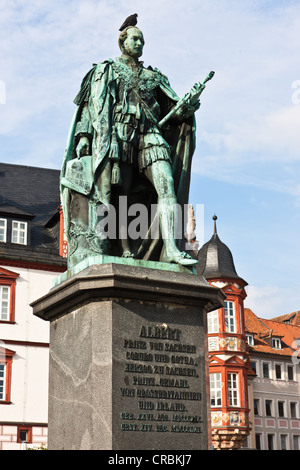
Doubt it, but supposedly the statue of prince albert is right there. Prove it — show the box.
[61,17,214,269]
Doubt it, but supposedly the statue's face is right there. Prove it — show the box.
[124,28,144,58]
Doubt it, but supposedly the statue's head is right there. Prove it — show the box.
[118,26,144,59]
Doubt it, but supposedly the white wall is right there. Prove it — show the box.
[2,266,60,343]
[1,265,61,425]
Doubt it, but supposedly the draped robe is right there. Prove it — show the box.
[61,58,198,266]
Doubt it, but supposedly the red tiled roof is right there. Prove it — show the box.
[263,318,300,348]
[271,310,300,326]
[244,308,269,335]
[244,308,300,357]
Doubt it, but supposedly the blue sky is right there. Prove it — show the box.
[1,0,300,318]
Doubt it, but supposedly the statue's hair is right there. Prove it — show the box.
[118,26,145,52]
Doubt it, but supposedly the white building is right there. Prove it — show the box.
[0,163,66,450]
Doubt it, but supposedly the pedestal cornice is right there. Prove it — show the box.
[31,262,225,322]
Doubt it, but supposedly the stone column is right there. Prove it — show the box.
[32,262,224,450]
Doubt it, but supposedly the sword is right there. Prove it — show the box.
[158,71,215,128]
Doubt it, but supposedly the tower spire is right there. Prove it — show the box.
[213,214,217,235]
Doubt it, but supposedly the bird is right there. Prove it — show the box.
[119,13,138,31]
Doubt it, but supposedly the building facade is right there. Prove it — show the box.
[197,216,252,449]
[0,163,66,450]
[196,215,300,450]
[244,308,300,450]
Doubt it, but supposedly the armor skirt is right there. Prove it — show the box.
[114,113,171,172]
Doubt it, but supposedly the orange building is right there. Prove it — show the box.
[197,216,252,449]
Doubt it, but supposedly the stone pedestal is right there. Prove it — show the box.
[31,262,224,450]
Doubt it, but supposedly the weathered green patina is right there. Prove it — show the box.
[61,25,213,271]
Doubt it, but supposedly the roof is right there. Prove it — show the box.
[0,162,66,267]
[245,308,300,357]
[0,204,35,218]
[197,216,247,284]
[271,310,300,326]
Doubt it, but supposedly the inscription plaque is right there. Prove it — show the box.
[113,303,208,449]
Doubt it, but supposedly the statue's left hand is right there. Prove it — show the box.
[76,137,90,158]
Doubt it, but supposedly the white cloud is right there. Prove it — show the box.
[245,283,300,319]
[205,105,300,159]
[194,103,300,189]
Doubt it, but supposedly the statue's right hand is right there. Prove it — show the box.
[76,137,90,158]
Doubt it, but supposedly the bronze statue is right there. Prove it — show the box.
[61,22,213,269]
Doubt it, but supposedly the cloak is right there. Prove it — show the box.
[61,59,197,262]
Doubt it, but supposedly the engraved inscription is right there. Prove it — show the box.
[120,323,203,434]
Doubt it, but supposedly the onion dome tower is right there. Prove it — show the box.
[198,216,252,450]
[197,215,246,283]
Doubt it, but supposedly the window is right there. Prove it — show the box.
[265,399,273,417]
[239,304,243,333]
[278,401,285,418]
[11,220,27,244]
[272,337,281,349]
[0,267,19,323]
[262,362,270,378]
[208,310,219,333]
[224,301,236,333]
[275,363,282,380]
[228,373,239,407]
[288,365,294,381]
[250,361,257,375]
[0,363,6,400]
[0,347,14,403]
[17,426,32,444]
[246,334,254,346]
[254,398,260,416]
[267,433,275,450]
[280,434,287,450]
[293,435,300,450]
[0,285,10,321]
[210,373,222,407]
[0,219,7,242]
[290,402,298,419]
[241,435,249,449]
[255,433,262,450]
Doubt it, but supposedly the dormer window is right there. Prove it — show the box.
[0,219,7,242]
[272,337,281,349]
[11,220,27,245]
[0,205,33,246]
[246,334,254,346]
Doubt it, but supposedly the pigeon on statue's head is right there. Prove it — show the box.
[119,13,138,31]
